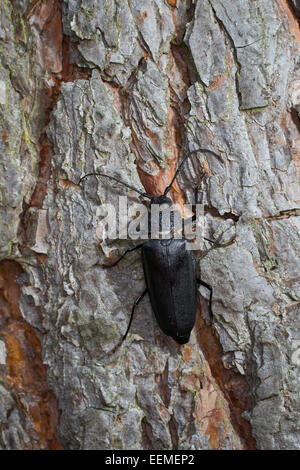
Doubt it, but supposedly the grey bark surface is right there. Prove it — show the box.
[0,0,299,450]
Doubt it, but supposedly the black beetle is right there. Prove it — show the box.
[79,149,234,347]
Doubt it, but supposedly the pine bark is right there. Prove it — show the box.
[0,0,299,450]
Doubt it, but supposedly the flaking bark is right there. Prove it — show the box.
[0,0,299,450]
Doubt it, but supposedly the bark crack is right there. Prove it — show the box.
[207,1,243,110]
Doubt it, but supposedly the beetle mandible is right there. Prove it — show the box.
[79,148,235,348]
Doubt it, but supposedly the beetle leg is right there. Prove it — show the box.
[122,288,148,342]
[203,235,236,247]
[100,288,148,360]
[183,215,196,225]
[199,234,237,260]
[197,279,213,320]
[102,243,144,268]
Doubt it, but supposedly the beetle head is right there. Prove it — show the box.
[150,195,173,206]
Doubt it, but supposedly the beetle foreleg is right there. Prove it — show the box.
[102,288,148,359]
[199,234,237,260]
[203,235,237,247]
[122,288,148,342]
[102,243,144,268]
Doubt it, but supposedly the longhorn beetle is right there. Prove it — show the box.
[79,149,235,347]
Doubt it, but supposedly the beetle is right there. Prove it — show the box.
[79,148,235,347]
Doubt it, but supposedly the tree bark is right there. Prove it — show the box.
[0,0,299,450]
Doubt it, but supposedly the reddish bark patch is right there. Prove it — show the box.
[275,0,300,44]
[28,0,62,208]
[208,75,225,91]
[0,260,61,449]
[59,178,80,190]
[136,10,148,26]
[2,128,9,142]
[29,4,90,208]
[278,108,300,192]
[126,44,192,207]
[39,0,63,74]
[30,134,53,208]
[36,253,48,265]
[182,344,192,362]
[195,302,256,450]
[137,155,183,201]
[104,81,123,114]
[141,11,148,22]
[203,407,228,449]
[182,369,234,449]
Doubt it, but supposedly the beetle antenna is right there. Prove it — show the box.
[79,172,153,200]
[163,148,223,196]
[199,234,237,260]
[203,236,236,247]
